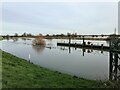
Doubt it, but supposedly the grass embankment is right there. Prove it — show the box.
[1,50,119,88]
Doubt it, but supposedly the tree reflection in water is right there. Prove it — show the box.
[12,38,18,42]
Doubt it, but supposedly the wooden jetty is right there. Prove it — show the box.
[57,43,120,54]
[57,43,120,53]
[57,38,120,81]
[57,43,109,50]
[57,37,120,53]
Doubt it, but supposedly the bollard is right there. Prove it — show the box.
[101,44,103,49]
[75,43,76,46]
[69,37,71,46]
[82,36,85,46]
[91,44,93,48]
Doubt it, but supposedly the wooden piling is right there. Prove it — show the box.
[69,37,71,45]
[82,36,85,46]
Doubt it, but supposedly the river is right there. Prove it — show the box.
[1,38,113,81]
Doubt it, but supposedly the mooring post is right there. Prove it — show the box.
[69,46,71,53]
[109,51,113,80]
[69,36,71,45]
[75,42,76,47]
[109,39,113,51]
[101,44,103,49]
[82,49,85,56]
[82,36,85,46]
[101,50,103,53]
[29,54,31,62]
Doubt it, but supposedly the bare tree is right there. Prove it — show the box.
[14,33,18,37]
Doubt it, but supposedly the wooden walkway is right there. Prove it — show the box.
[57,43,120,53]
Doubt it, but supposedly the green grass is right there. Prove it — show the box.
[1,50,119,88]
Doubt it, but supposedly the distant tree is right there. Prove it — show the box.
[74,33,77,37]
[27,33,32,36]
[78,35,81,38]
[46,34,49,36]
[6,35,10,40]
[101,34,104,37]
[6,35,9,37]
[22,32,27,37]
[72,33,74,37]
[14,33,18,37]
[61,33,65,37]
[53,34,56,37]
[67,33,71,37]
[39,33,43,36]
[92,35,94,37]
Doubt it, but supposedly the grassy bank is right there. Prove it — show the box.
[1,50,119,88]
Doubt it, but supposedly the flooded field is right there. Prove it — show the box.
[1,38,119,81]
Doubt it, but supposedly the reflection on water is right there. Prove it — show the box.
[32,45,45,54]
[12,38,18,42]
[59,46,120,81]
[1,38,120,81]
[63,46,105,56]
[21,38,27,41]
[109,52,120,81]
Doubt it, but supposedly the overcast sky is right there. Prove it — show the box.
[1,2,118,35]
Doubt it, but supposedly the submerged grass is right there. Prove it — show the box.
[1,50,120,88]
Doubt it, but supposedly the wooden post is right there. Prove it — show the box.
[114,53,118,80]
[109,51,119,80]
[82,49,85,56]
[109,39,114,51]
[69,46,71,53]
[109,51,113,80]
[101,44,103,49]
[69,36,71,45]
[82,36,85,46]
[29,54,31,62]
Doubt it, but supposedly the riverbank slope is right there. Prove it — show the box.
[1,50,118,88]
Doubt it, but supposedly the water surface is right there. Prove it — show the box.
[1,38,110,80]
